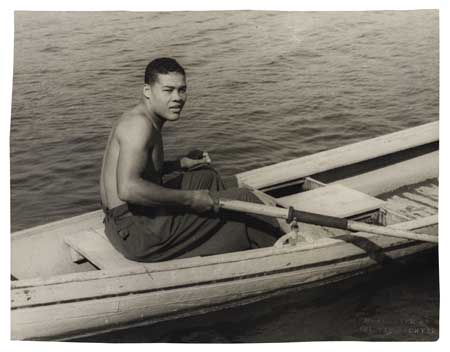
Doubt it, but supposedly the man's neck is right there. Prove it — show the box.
[139,101,164,132]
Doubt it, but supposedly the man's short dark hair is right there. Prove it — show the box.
[144,58,186,85]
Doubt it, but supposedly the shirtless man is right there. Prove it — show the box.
[100,58,283,262]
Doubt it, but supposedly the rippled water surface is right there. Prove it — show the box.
[10,10,439,342]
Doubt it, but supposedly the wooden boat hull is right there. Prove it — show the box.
[11,122,439,341]
[12,233,436,340]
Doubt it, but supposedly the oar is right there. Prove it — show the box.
[217,199,438,243]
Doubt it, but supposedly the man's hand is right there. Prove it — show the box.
[180,151,212,170]
[190,190,214,213]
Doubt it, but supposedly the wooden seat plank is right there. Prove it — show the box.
[277,184,385,218]
[64,230,141,270]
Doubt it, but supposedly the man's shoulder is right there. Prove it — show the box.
[118,108,152,128]
[115,109,153,139]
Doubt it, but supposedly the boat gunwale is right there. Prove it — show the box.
[237,121,438,189]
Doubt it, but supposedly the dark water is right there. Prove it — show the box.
[10,10,439,341]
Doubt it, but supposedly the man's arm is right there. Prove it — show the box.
[161,159,182,175]
[161,152,212,175]
[116,118,212,212]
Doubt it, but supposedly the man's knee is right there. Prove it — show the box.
[224,187,261,204]
[182,167,223,191]
[190,167,219,181]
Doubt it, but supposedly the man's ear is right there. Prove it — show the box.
[143,84,152,99]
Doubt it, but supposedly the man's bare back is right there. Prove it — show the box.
[100,105,163,210]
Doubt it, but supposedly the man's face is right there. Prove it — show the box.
[148,72,187,122]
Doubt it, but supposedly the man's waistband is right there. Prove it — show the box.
[101,203,133,218]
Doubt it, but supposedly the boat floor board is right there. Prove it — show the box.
[402,192,438,209]
[277,184,385,218]
[384,195,437,219]
[416,184,438,201]
[381,181,438,221]
[64,230,140,270]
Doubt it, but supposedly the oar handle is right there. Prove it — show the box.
[218,199,348,229]
[218,199,289,219]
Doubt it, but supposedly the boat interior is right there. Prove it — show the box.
[59,174,438,275]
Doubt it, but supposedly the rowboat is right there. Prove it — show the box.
[11,121,439,341]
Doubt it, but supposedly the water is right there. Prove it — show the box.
[10,10,439,341]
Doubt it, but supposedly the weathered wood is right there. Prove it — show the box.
[368,214,437,233]
[237,121,438,189]
[69,248,85,264]
[11,212,437,340]
[12,229,98,280]
[415,184,438,201]
[304,177,326,191]
[401,192,438,208]
[11,212,436,292]
[55,269,368,342]
[348,218,438,243]
[333,151,438,195]
[13,258,374,340]
[277,184,385,218]
[64,230,140,270]
[11,239,435,341]
[12,214,437,310]
[384,195,437,219]
[12,239,367,308]
[12,214,104,279]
